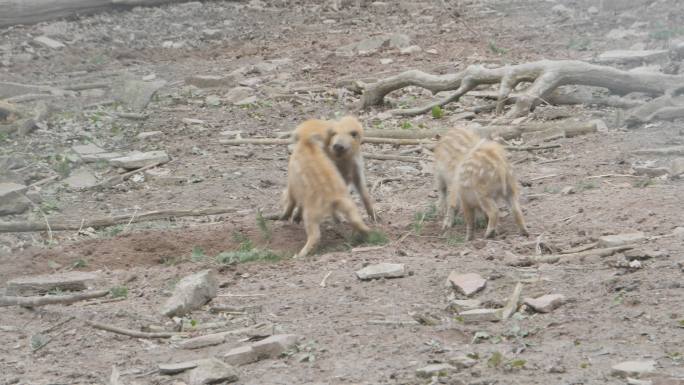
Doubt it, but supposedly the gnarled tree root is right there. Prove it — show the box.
[360,60,684,119]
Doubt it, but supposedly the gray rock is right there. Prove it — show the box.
[159,360,199,375]
[116,78,166,111]
[356,35,389,54]
[598,232,645,247]
[161,270,218,317]
[633,166,669,177]
[379,58,394,65]
[393,165,420,175]
[33,35,65,49]
[81,152,123,163]
[523,294,566,313]
[234,95,257,106]
[624,249,667,260]
[355,263,406,280]
[670,158,684,177]
[178,333,227,350]
[672,227,684,239]
[602,0,651,11]
[110,151,170,170]
[611,360,656,378]
[0,81,61,99]
[400,45,422,55]
[202,29,222,39]
[447,355,478,369]
[561,186,575,195]
[415,363,455,378]
[606,28,644,40]
[596,50,669,65]
[187,358,238,385]
[447,272,486,296]
[72,144,105,157]
[0,155,27,171]
[0,182,30,216]
[448,299,482,312]
[224,87,255,104]
[552,4,573,18]
[251,334,299,358]
[6,271,99,296]
[388,33,411,49]
[205,95,222,106]
[224,345,259,366]
[185,75,237,88]
[587,6,599,14]
[63,168,97,189]
[459,308,501,323]
[132,130,162,140]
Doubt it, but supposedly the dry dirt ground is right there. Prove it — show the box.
[1,0,684,384]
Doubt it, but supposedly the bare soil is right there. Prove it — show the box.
[1,1,683,384]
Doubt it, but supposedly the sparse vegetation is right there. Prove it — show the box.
[400,121,413,130]
[72,259,88,269]
[190,246,205,262]
[109,286,128,298]
[576,180,598,191]
[412,204,438,234]
[216,237,281,265]
[256,211,272,241]
[431,105,443,119]
[487,351,503,368]
[488,40,507,55]
[633,178,654,188]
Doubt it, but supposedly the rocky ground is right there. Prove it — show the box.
[1,0,684,384]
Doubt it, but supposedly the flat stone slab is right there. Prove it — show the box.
[158,360,199,375]
[72,144,105,156]
[0,182,27,199]
[178,332,226,350]
[110,151,170,170]
[224,345,259,366]
[187,358,238,385]
[459,308,501,323]
[136,131,163,139]
[611,360,656,378]
[355,263,406,280]
[447,272,486,296]
[6,271,99,296]
[598,232,645,247]
[33,35,65,49]
[251,334,299,358]
[63,168,98,189]
[524,294,566,313]
[80,152,123,163]
[415,363,455,378]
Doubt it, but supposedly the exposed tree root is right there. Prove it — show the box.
[0,290,109,307]
[360,60,684,120]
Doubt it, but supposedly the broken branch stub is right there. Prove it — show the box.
[360,60,684,118]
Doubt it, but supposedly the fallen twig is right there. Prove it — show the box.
[367,320,420,326]
[371,177,402,194]
[0,290,109,307]
[85,320,182,339]
[500,282,523,320]
[506,245,634,267]
[0,206,236,233]
[506,144,561,151]
[529,174,558,182]
[320,271,332,287]
[560,242,598,254]
[364,154,425,163]
[585,174,639,179]
[94,161,164,189]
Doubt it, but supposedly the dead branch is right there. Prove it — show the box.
[506,245,634,267]
[0,290,109,307]
[506,144,561,151]
[0,206,236,233]
[85,319,181,339]
[360,60,684,118]
[220,138,290,145]
[365,154,424,162]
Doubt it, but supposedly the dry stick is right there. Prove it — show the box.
[63,82,109,91]
[94,161,164,189]
[217,293,268,298]
[529,174,558,182]
[585,174,640,179]
[367,320,420,326]
[365,154,424,163]
[560,242,598,254]
[85,320,181,339]
[320,271,332,287]
[506,245,634,267]
[371,177,402,194]
[0,290,109,307]
[28,175,59,188]
[0,206,236,233]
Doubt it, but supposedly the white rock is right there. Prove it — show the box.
[415,363,455,378]
[161,270,218,317]
[459,308,501,322]
[116,78,166,111]
[63,168,97,189]
[611,360,656,378]
[598,232,645,247]
[178,333,226,349]
[587,6,599,14]
[448,299,482,311]
[224,86,255,104]
[524,294,566,313]
[672,227,684,239]
[448,355,478,369]
[355,263,406,280]
[400,45,422,55]
[33,35,65,49]
[447,272,486,296]
[187,358,238,385]
[110,151,170,170]
[136,131,163,139]
[182,118,206,125]
[670,158,684,177]
[80,152,123,163]
[234,95,258,106]
[205,95,222,106]
[551,4,573,17]
[251,334,299,358]
[379,58,394,65]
